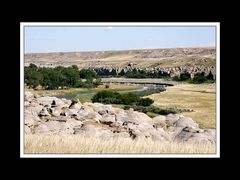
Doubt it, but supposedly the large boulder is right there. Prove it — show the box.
[73,124,96,136]
[112,132,130,138]
[51,108,60,117]
[84,112,102,123]
[173,127,215,143]
[116,110,152,125]
[175,116,199,128]
[65,119,83,128]
[38,96,65,108]
[69,99,82,109]
[126,122,170,141]
[80,104,94,112]
[34,121,73,135]
[25,125,32,134]
[100,114,116,125]
[152,115,167,129]
[24,91,35,101]
[38,108,51,117]
[165,114,180,126]
[25,106,43,126]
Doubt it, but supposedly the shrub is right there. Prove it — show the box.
[134,87,166,97]
[79,68,97,79]
[190,73,209,84]
[92,90,121,103]
[173,72,215,84]
[137,98,154,106]
[105,84,110,89]
[172,73,191,81]
[125,69,170,79]
[92,90,154,106]
[172,76,180,81]
[120,93,140,105]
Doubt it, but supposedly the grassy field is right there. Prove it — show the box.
[25,135,215,154]
[26,84,143,97]
[147,83,216,129]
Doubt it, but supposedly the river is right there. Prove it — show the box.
[58,84,166,100]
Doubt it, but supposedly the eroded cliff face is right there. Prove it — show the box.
[93,65,215,79]
[24,47,216,79]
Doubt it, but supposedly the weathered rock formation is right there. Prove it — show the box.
[24,47,216,79]
[94,65,215,79]
[24,92,215,143]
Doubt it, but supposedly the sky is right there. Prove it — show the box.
[24,26,216,53]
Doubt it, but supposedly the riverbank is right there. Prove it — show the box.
[25,79,216,129]
[26,84,143,98]
[102,77,178,85]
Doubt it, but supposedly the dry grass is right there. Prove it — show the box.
[148,83,216,129]
[24,135,215,154]
[25,47,215,69]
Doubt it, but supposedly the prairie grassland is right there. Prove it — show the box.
[147,83,216,129]
[25,135,215,154]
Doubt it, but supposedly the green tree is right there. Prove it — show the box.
[120,93,140,105]
[25,71,43,89]
[92,90,121,103]
[29,63,38,71]
[191,73,208,84]
[25,64,102,90]
[79,68,97,79]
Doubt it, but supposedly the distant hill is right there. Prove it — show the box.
[24,47,216,79]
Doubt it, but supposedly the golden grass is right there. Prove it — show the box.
[147,83,216,129]
[24,135,215,154]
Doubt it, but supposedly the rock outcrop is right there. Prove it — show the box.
[24,92,215,143]
[94,65,215,79]
[24,47,216,79]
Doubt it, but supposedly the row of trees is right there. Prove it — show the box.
[91,90,154,106]
[25,64,102,90]
[124,69,215,84]
[172,72,215,84]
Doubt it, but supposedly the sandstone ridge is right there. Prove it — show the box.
[25,47,216,79]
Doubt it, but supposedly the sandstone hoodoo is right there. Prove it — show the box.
[24,92,215,143]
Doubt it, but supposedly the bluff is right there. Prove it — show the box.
[24,47,216,79]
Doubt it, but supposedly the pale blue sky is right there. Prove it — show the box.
[24,26,216,53]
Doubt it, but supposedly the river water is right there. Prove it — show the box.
[75,86,148,97]
[58,84,168,100]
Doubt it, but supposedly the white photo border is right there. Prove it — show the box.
[20,22,220,158]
